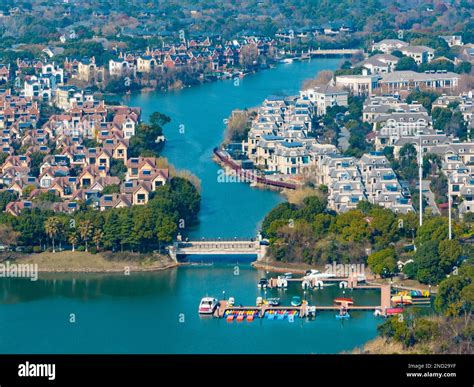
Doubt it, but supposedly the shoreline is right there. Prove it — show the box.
[4,251,180,274]
[103,66,265,100]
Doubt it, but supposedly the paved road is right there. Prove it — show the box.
[421,179,441,215]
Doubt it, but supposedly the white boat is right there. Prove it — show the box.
[267,298,280,306]
[305,271,335,280]
[282,272,293,279]
[276,276,288,288]
[281,58,294,64]
[198,297,218,314]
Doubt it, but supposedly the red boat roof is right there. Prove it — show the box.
[334,298,354,303]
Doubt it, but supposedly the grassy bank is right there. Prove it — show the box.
[7,250,178,273]
[352,336,435,354]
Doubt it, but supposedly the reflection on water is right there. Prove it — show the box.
[0,269,179,304]
[0,265,385,354]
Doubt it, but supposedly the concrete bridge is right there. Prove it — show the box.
[307,48,362,56]
[285,48,363,58]
[168,237,268,261]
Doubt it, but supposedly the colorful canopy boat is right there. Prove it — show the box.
[386,307,404,315]
[391,295,412,305]
[334,297,354,305]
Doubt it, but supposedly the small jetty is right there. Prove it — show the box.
[205,273,432,321]
[213,281,392,319]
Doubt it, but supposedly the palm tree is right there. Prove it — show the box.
[68,233,78,252]
[78,220,93,252]
[44,217,60,253]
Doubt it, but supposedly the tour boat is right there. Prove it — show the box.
[198,297,218,314]
[291,296,302,307]
[391,295,413,305]
[334,297,354,305]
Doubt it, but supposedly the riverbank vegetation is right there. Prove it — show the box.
[224,109,256,144]
[261,197,472,282]
[358,261,473,354]
[0,177,200,254]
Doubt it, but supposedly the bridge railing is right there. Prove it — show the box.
[177,238,257,243]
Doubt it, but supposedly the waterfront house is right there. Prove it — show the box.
[439,35,463,48]
[299,84,348,116]
[5,200,34,216]
[335,74,381,96]
[99,193,132,211]
[399,46,435,65]
[371,39,408,53]
[379,71,460,93]
[356,54,399,74]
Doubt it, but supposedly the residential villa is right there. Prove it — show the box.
[335,73,382,96]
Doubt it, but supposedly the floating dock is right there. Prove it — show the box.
[214,283,392,318]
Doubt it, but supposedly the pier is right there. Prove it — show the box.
[306,48,362,56]
[213,148,298,190]
[213,278,392,318]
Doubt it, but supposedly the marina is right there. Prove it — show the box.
[206,274,396,319]
[202,272,432,321]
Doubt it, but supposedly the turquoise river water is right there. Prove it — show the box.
[0,59,386,354]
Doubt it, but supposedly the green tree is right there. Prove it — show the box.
[44,216,61,253]
[156,214,178,250]
[406,90,440,113]
[0,191,17,211]
[78,220,94,252]
[103,211,121,251]
[435,274,472,316]
[68,232,78,252]
[395,56,418,71]
[413,240,444,284]
[368,247,397,277]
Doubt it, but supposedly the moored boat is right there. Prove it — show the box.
[391,295,413,305]
[386,307,404,315]
[291,296,302,307]
[198,297,218,314]
[334,297,354,305]
[267,298,280,306]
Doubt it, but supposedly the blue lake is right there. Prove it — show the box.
[0,59,385,354]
